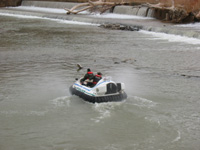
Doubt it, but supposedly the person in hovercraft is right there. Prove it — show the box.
[81,68,94,87]
[92,72,102,86]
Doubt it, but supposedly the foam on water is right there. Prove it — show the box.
[9,6,66,14]
[89,13,153,20]
[140,30,200,45]
[91,101,124,123]
[51,96,71,107]
[176,22,200,30]
[0,12,98,26]
[0,12,42,19]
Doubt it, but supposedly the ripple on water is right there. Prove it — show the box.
[127,96,158,109]
[50,96,71,108]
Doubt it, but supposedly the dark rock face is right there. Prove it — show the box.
[0,0,22,7]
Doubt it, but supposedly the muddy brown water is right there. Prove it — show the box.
[0,15,200,150]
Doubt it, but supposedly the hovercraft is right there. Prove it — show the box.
[69,76,127,103]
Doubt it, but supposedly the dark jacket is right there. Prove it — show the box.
[81,71,94,82]
[93,74,102,85]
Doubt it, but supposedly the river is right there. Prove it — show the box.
[0,15,200,150]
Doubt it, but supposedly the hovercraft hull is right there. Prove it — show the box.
[70,85,127,103]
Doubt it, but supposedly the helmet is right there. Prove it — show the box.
[97,72,102,75]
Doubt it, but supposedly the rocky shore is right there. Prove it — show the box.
[0,0,22,7]
[2,0,200,23]
[0,1,200,39]
[99,23,140,31]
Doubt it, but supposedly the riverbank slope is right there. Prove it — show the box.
[0,1,200,39]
